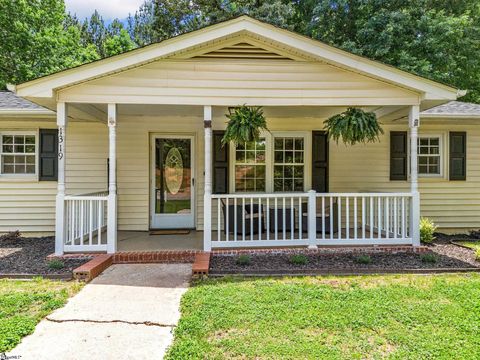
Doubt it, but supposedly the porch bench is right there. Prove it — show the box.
[301,200,338,234]
[221,202,264,235]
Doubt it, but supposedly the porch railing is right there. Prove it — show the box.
[211,191,413,248]
[63,191,109,252]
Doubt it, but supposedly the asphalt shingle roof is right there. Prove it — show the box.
[0,91,45,110]
[422,101,480,116]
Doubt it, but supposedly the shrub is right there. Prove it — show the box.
[355,255,372,265]
[236,254,251,266]
[475,249,480,262]
[47,259,64,270]
[289,254,308,265]
[421,253,438,264]
[420,217,437,244]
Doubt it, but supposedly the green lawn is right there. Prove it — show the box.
[0,278,82,352]
[167,274,480,359]
[457,241,480,251]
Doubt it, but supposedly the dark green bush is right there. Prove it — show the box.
[289,254,309,265]
[421,253,438,264]
[236,254,251,266]
[47,259,64,270]
[355,255,372,265]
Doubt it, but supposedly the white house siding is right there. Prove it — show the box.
[0,119,107,235]
[57,59,420,106]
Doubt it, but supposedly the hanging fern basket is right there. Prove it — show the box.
[221,105,268,146]
[324,107,384,145]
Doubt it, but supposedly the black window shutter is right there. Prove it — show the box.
[449,132,466,180]
[312,131,328,192]
[390,131,407,180]
[212,131,229,194]
[39,129,58,181]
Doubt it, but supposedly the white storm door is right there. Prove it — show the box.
[150,135,195,229]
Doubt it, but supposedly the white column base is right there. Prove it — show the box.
[107,193,117,254]
[54,194,65,256]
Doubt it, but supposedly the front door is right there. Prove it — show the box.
[150,135,195,229]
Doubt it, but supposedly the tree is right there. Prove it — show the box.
[105,29,136,57]
[306,0,480,102]
[0,0,99,89]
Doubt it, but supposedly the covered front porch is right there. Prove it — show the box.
[13,16,461,255]
[52,101,422,255]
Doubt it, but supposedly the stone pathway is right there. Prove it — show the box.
[8,264,191,360]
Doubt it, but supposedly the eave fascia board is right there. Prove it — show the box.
[420,113,480,119]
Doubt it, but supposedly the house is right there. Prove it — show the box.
[2,16,476,255]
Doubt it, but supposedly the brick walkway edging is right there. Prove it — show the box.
[59,245,428,281]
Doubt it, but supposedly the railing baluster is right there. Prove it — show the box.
[354,197,358,240]
[401,197,406,239]
[330,197,333,240]
[275,197,278,241]
[298,197,302,240]
[346,197,350,240]
[385,197,389,240]
[362,196,366,240]
[290,197,294,240]
[217,198,221,242]
[226,198,229,242]
[370,197,373,240]
[250,197,254,241]
[337,197,341,240]
[234,198,237,242]
[394,197,398,239]
[97,200,102,245]
[321,196,325,241]
[258,197,262,241]
[242,197,245,241]
[377,197,382,239]
[282,197,286,241]
[89,200,93,245]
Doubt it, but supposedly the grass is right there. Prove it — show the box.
[166,274,480,359]
[457,241,480,251]
[0,278,82,352]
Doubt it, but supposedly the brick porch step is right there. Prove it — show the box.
[192,252,211,276]
[73,254,113,281]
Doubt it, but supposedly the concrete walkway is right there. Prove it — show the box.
[9,264,191,360]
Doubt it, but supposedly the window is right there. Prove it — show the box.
[0,133,36,175]
[274,137,304,191]
[418,136,441,176]
[231,132,309,192]
[234,138,266,192]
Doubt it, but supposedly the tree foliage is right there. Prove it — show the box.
[0,0,478,102]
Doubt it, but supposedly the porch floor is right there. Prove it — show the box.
[117,231,204,252]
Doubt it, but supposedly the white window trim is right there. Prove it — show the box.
[229,131,311,193]
[0,130,39,180]
[407,132,446,180]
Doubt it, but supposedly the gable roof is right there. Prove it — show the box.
[421,101,480,118]
[14,16,461,102]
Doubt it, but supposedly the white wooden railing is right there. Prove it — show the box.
[210,191,414,248]
[63,191,108,252]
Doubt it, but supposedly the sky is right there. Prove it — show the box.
[64,0,145,20]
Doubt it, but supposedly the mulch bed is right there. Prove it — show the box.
[0,232,89,277]
[210,236,480,275]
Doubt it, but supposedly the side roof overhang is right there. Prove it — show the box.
[13,15,462,107]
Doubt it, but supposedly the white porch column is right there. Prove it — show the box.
[107,103,117,253]
[54,102,67,255]
[203,105,212,251]
[409,105,421,246]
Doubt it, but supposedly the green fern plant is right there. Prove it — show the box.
[221,105,268,146]
[324,107,384,145]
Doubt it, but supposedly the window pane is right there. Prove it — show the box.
[419,138,428,146]
[14,135,24,144]
[256,140,266,151]
[294,138,303,150]
[26,165,35,174]
[274,166,283,178]
[25,136,35,144]
[256,151,265,163]
[236,151,245,162]
[294,179,303,191]
[2,165,14,173]
[255,166,265,179]
[285,138,294,150]
[285,151,294,163]
[2,155,14,164]
[294,166,304,178]
[274,179,283,192]
[274,138,283,149]
[14,155,26,164]
[25,145,35,153]
[2,145,13,153]
[2,136,13,144]
[294,151,303,163]
[15,165,26,174]
[419,146,429,155]
[419,165,428,173]
[430,165,439,174]
[430,138,439,146]
[256,179,265,191]
[14,145,24,153]
[274,151,283,163]
[246,151,255,163]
